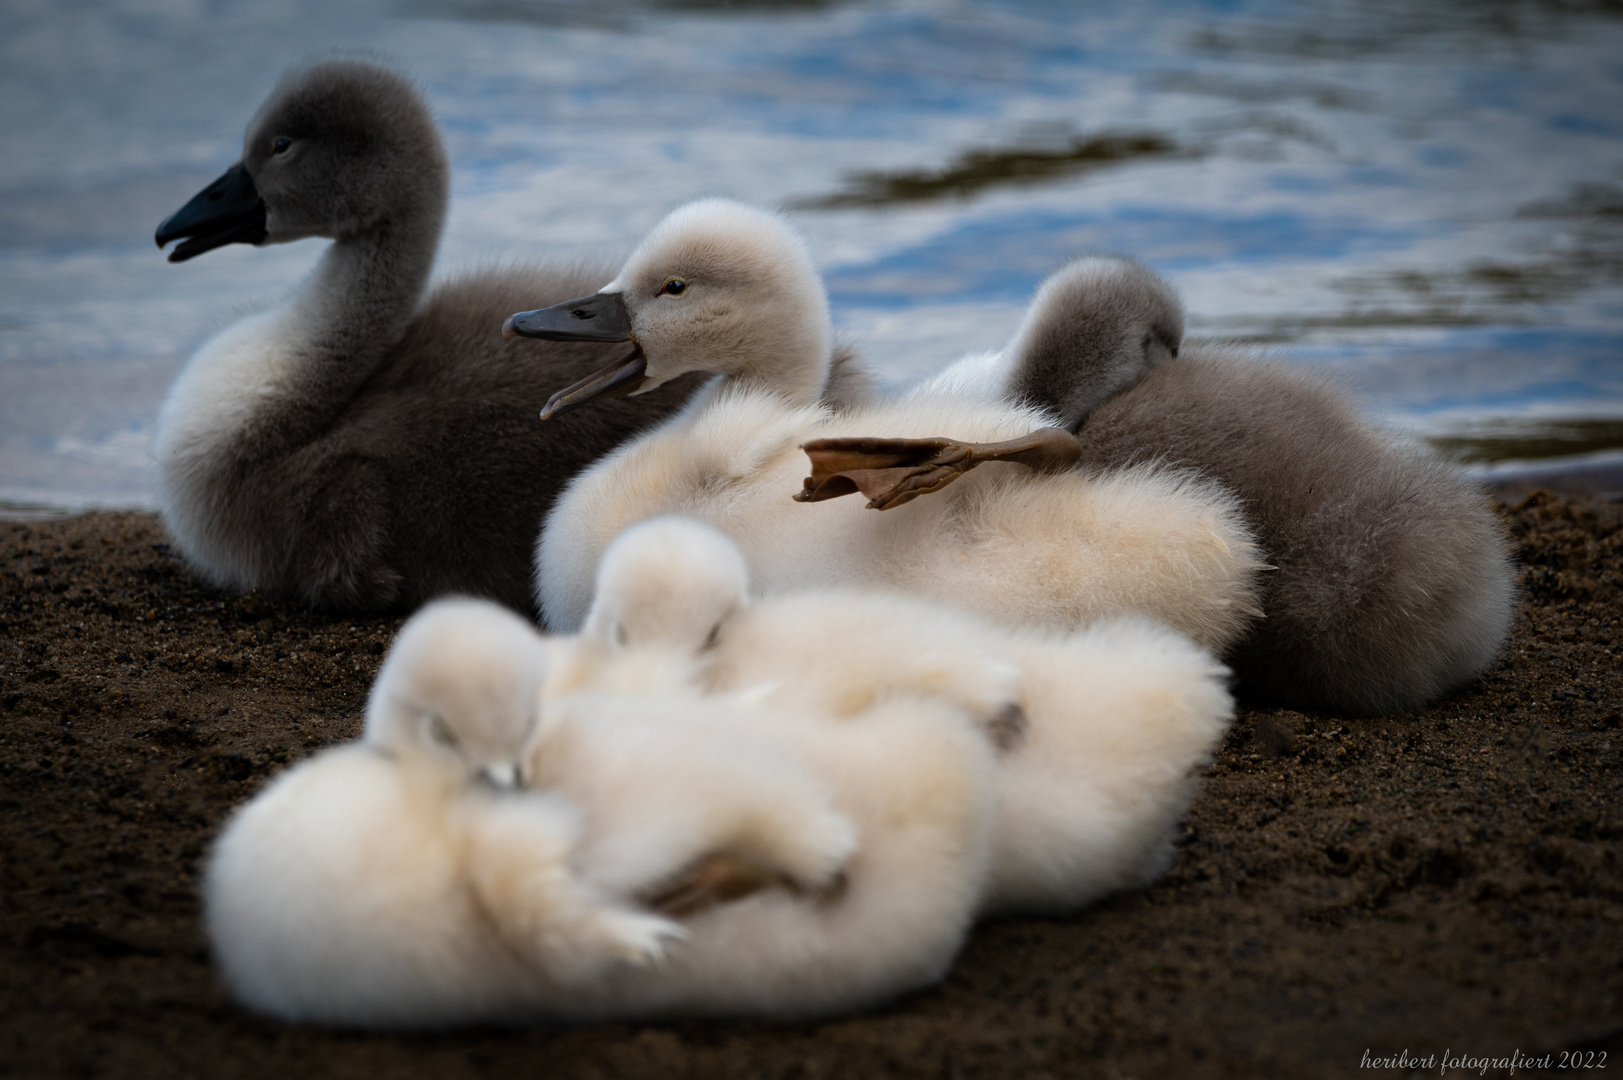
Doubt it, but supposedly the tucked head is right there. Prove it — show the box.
[365,597,549,789]
[1004,257,1184,431]
[583,517,751,657]
[503,199,832,418]
[156,59,448,262]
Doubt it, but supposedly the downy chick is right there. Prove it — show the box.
[569,516,1231,915]
[506,200,1265,653]
[523,689,996,1020]
[975,257,1516,715]
[153,61,873,614]
[204,598,684,1027]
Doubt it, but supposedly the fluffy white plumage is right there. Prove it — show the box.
[204,743,686,1027]
[532,202,1264,655]
[562,516,1233,916]
[363,597,552,789]
[526,690,996,1019]
[207,594,997,1025]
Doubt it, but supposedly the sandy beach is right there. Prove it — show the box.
[1,492,1619,1079]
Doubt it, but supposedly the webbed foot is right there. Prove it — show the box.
[643,851,850,917]
[794,427,1083,510]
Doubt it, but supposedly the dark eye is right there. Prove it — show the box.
[426,714,459,748]
[660,277,687,297]
[701,622,722,651]
[272,137,292,156]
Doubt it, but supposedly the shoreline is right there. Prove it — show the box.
[1,494,1619,1078]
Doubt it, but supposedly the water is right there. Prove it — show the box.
[2,0,1621,514]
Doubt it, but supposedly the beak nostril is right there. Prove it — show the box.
[571,309,593,319]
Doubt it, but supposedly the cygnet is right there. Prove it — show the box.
[505,200,1265,652]
[205,598,684,1026]
[153,61,871,614]
[208,595,995,1025]
[929,256,1517,714]
[564,515,1233,915]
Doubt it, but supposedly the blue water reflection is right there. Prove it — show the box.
[1,0,1621,511]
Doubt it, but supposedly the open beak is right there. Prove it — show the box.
[503,292,650,419]
[537,345,648,420]
[155,162,268,263]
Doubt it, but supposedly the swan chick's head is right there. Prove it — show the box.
[583,516,751,657]
[365,597,548,790]
[504,199,832,417]
[156,59,447,261]
[1004,256,1184,431]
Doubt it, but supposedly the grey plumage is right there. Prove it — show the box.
[1005,257,1183,427]
[154,60,865,617]
[1004,258,1517,716]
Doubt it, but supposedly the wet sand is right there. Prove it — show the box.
[1,493,1619,1079]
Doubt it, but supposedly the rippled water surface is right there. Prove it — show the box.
[3,0,1621,512]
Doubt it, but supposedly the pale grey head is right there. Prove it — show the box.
[584,516,752,657]
[364,597,550,790]
[501,199,834,418]
[1003,257,1184,431]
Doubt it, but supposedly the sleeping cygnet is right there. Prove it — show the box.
[564,516,1233,916]
[204,598,685,1027]
[929,256,1517,715]
[208,596,994,1025]
[522,688,996,1020]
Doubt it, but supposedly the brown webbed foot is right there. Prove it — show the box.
[643,853,847,917]
[794,427,1083,510]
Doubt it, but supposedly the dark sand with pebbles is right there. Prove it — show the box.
[1,494,1619,1079]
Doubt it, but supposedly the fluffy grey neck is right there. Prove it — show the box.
[273,207,443,438]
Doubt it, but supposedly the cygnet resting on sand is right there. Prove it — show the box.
[917,257,1516,714]
[207,596,996,1025]
[204,599,680,1027]
[152,61,871,615]
[557,516,1234,915]
[504,199,1265,652]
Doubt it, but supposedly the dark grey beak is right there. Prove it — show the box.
[155,162,268,263]
[537,346,648,421]
[503,292,634,343]
[504,292,649,419]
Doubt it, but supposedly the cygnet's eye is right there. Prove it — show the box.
[701,622,723,651]
[426,713,459,749]
[272,137,293,156]
[659,277,688,297]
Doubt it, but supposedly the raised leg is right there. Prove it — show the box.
[795,427,1083,510]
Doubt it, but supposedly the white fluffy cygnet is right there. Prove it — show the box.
[205,744,691,1028]
[512,200,1264,654]
[207,595,996,1025]
[205,599,685,1027]
[522,689,996,1020]
[564,516,1233,916]
[362,596,553,788]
